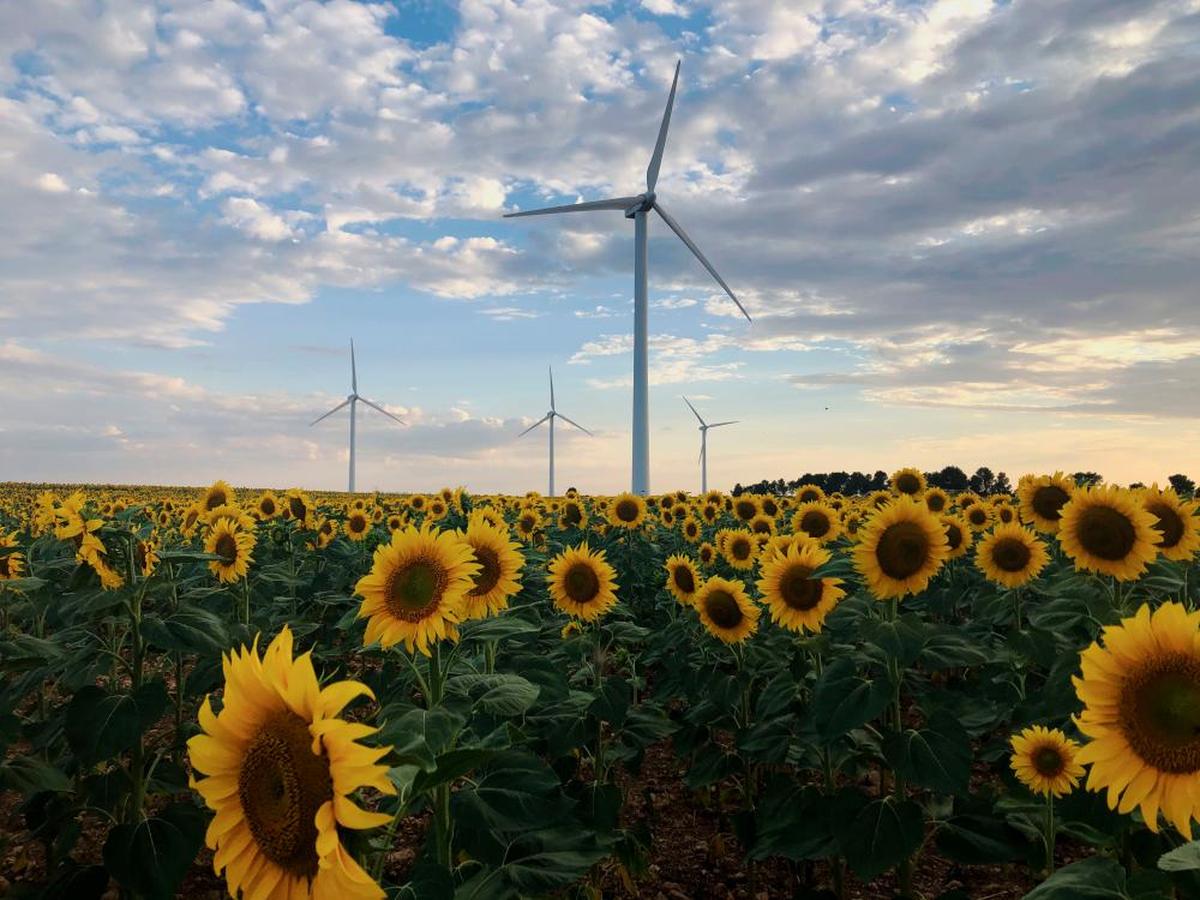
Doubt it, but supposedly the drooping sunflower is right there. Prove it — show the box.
[721,529,757,571]
[354,524,480,656]
[546,543,618,622]
[255,491,281,521]
[181,503,203,538]
[1140,486,1200,562]
[1010,726,1084,798]
[1074,602,1200,836]
[284,489,314,529]
[206,518,256,584]
[188,626,393,900]
[923,487,950,515]
[315,517,336,549]
[201,479,236,512]
[1058,485,1160,581]
[345,510,371,542]
[852,497,948,600]
[791,501,841,545]
[694,576,759,644]
[975,523,1049,589]
[842,511,864,540]
[756,542,844,634]
[664,554,700,606]
[607,492,647,530]
[890,467,926,497]
[1018,473,1074,534]
[458,520,524,620]
[940,514,973,560]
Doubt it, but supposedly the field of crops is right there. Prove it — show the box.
[2,472,1200,899]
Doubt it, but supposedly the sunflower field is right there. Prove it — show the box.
[2,472,1200,899]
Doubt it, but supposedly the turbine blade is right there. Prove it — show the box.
[310,397,351,426]
[549,365,556,411]
[518,415,549,439]
[653,201,752,322]
[555,412,593,436]
[647,60,681,192]
[503,196,641,218]
[359,397,407,426]
[708,420,739,428]
[682,395,705,425]
[350,339,357,393]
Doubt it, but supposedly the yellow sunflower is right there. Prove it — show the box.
[0,533,25,581]
[923,487,950,515]
[206,518,256,584]
[546,544,618,622]
[890,467,926,497]
[756,542,844,634]
[1140,486,1200,562]
[513,509,541,544]
[748,513,775,536]
[698,541,717,567]
[188,626,393,900]
[607,492,647,530]
[354,524,480,656]
[940,514,973,560]
[964,503,993,532]
[284,490,314,529]
[795,484,825,504]
[852,497,948,600]
[791,501,841,545]
[721,529,757,571]
[680,515,702,544]
[1058,485,1160,581]
[1010,726,1084,798]
[134,536,160,579]
[201,480,236,513]
[975,523,1049,589]
[694,576,759,644]
[345,511,371,542]
[664,554,700,607]
[1018,473,1074,534]
[1074,602,1200,836]
[458,520,524,619]
[559,498,588,530]
[732,495,760,524]
[255,491,281,521]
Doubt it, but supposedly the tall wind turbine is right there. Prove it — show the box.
[504,60,749,496]
[310,340,406,492]
[683,396,737,494]
[518,366,592,497]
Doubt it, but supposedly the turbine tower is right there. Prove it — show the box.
[310,340,406,492]
[683,396,737,494]
[518,366,592,497]
[504,60,749,496]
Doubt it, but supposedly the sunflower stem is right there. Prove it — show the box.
[1044,793,1056,875]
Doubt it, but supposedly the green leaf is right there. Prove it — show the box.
[917,629,990,669]
[449,673,541,717]
[0,576,46,592]
[461,615,541,642]
[0,755,72,796]
[380,707,465,771]
[936,814,1029,864]
[881,711,972,793]
[102,803,205,900]
[865,615,925,666]
[811,657,891,742]
[1159,840,1200,872]
[750,778,836,861]
[832,790,925,882]
[141,605,228,654]
[65,681,169,765]
[1024,857,1136,899]
[589,676,632,727]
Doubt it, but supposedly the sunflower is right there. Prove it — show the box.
[1058,485,1160,581]
[791,501,841,545]
[680,515,702,544]
[181,504,203,538]
[559,498,588,530]
[134,536,160,578]
[698,541,717,567]
[756,542,844,635]
[284,490,314,529]
[1010,726,1084,798]
[206,518,256,584]
[470,507,505,532]
[957,492,982,510]
[188,626,393,900]
[842,511,864,540]
[853,497,948,600]
[386,514,405,532]
[1018,473,1074,534]
[975,523,1049,589]
[1140,486,1200,562]
[660,508,676,528]
[546,544,618,622]
[458,521,524,620]
[202,480,236,512]
[607,492,647,530]
[1074,602,1200,836]
[408,495,427,514]
[694,577,759,644]
[514,509,541,544]
[923,487,950,514]
[940,514,973,560]
[721,530,757,571]
[795,484,825,504]
[700,503,721,525]
[664,554,700,606]
[733,496,760,523]
[995,503,1017,525]
[890,467,926,497]
[355,525,479,655]
[0,533,25,581]
[255,492,281,521]
[748,513,775,536]
[345,511,371,542]
[964,503,993,532]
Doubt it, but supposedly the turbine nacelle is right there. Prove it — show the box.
[624,192,656,218]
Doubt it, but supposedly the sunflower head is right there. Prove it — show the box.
[698,541,717,566]
[852,497,948,600]
[664,554,700,606]
[733,496,760,523]
[1010,726,1084,798]
[924,487,950,514]
[547,543,618,621]
[1018,472,1074,533]
[890,467,926,497]
[1058,485,1160,581]
[345,511,371,542]
[255,491,280,521]
[205,518,256,584]
[201,479,235,512]
[795,484,825,504]
[694,576,759,644]
[459,520,524,619]
[791,501,841,545]
[940,514,973,560]
[721,529,757,571]
[1140,486,1200,562]
[608,492,647,530]
[975,523,1048,589]
[756,542,844,634]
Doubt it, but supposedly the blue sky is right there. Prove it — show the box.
[2,0,1198,493]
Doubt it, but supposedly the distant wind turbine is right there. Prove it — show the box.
[684,396,737,494]
[310,340,406,492]
[504,60,749,496]
[518,366,592,497]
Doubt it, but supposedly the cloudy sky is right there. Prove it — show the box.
[2,0,1197,494]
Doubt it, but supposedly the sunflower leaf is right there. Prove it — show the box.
[102,803,204,900]
[811,657,892,742]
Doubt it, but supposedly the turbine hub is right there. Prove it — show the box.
[624,192,656,218]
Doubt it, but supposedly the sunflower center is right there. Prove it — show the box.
[704,589,744,629]
[896,474,921,495]
[1077,505,1137,561]
[386,559,447,622]
[237,710,333,879]
[735,501,756,521]
[1145,501,1184,549]
[780,565,822,611]
[1119,655,1200,774]
[1033,745,1065,777]
[615,500,640,523]
[875,521,930,580]
[991,536,1031,572]
[762,500,778,517]
[215,533,238,565]
[800,511,830,538]
[672,565,696,594]
[730,538,752,560]
[926,493,946,513]
[1032,485,1070,521]
[563,562,600,604]
[469,546,502,597]
[206,491,227,511]
[968,508,987,526]
[350,515,366,532]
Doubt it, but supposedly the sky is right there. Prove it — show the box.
[2,0,1198,495]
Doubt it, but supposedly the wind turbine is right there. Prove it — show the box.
[504,60,749,496]
[683,396,737,494]
[518,366,592,497]
[310,340,406,492]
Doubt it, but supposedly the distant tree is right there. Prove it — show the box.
[969,467,996,495]
[1129,482,1145,490]
[1073,472,1103,488]
[845,471,871,495]
[826,471,849,494]
[936,466,970,492]
[993,472,1012,495]
[1169,474,1196,497]
[732,483,744,496]
[871,470,889,491]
